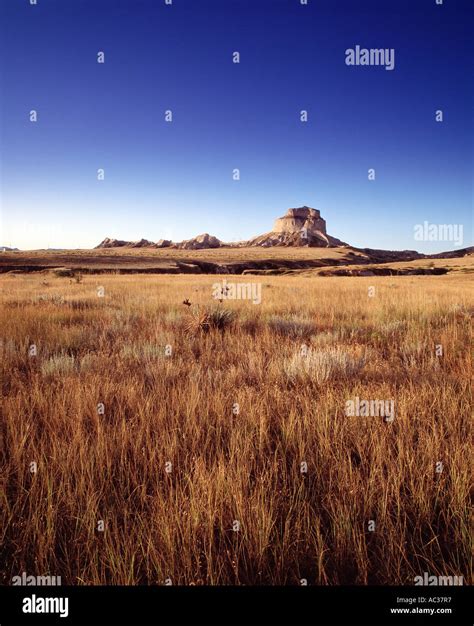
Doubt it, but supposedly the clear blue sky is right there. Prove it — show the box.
[0,0,472,251]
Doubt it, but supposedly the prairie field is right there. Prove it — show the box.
[0,272,472,585]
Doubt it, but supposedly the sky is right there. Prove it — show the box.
[0,0,472,252]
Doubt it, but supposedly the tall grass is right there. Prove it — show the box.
[0,273,472,585]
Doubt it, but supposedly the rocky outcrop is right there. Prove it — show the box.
[131,239,155,248]
[96,237,156,249]
[177,233,222,250]
[248,206,346,248]
[273,206,326,234]
[96,234,222,250]
[95,238,131,248]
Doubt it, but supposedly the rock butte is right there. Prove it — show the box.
[274,207,326,234]
[249,206,346,248]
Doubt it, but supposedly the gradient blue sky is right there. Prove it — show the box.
[0,0,472,251]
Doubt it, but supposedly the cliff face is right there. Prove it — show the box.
[273,207,327,235]
[248,206,346,248]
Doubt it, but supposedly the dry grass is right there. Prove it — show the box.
[283,346,366,384]
[0,273,472,585]
[184,306,236,334]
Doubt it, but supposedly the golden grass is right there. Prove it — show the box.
[0,273,472,585]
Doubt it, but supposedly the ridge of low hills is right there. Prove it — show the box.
[96,206,346,250]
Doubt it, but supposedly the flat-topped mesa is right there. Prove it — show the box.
[248,205,344,248]
[273,206,326,235]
